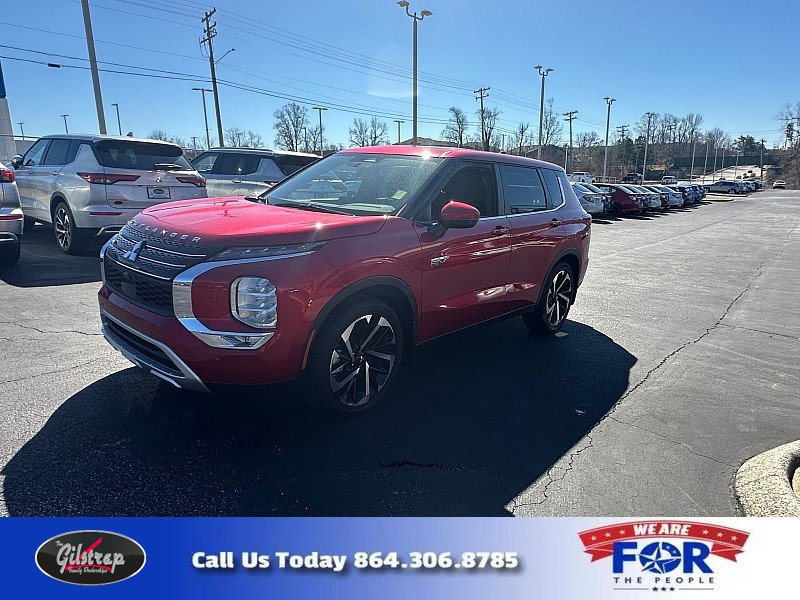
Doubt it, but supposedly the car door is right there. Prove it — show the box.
[14,138,51,221]
[208,152,260,197]
[39,138,73,217]
[191,151,223,197]
[238,156,282,198]
[414,161,513,342]
[500,164,568,312]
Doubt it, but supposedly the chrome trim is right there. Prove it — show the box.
[97,225,123,236]
[0,233,19,243]
[136,254,189,269]
[171,253,311,349]
[106,257,172,281]
[100,310,211,393]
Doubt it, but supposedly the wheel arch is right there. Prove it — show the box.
[538,249,581,307]
[300,276,418,371]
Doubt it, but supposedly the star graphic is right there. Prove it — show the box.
[702,529,709,535]
[669,588,675,592]
[619,529,626,535]
[661,587,667,592]
[591,535,597,541]
[605,532,612,538]
[717,532,724,538]
[731,535,738,541]
[652,587,659,592]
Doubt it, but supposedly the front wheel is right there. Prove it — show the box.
[522,262,575,335]
[304,297,404,418]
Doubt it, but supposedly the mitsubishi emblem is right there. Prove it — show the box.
[122,240,145,262]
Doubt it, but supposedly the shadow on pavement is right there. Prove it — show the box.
[0,224,106,288]
[2,319,636,516]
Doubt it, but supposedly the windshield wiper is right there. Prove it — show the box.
[270,200,352,215]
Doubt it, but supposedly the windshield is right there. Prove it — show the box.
[263,152,442,216]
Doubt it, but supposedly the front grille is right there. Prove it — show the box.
[104,318,182,377]
[104,256,174,315]
[103,222,218,315]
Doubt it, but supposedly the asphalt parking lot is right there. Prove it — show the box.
[0,190,798,517]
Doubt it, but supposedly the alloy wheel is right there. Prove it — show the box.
[54,205,72,251]
[544,269,573,329]
[329,314,397,407]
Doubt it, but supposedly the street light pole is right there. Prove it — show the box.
[312,106,327,155]
[641,111,654,185]
[602,97,616,182]
[192,87,212,149]
[535,65,553,159]
[17,122,24,139]
[713,144,718,181]
[703,138,710,182]
[394,119,404,144]
[689,137,697,181]
[397,1,433,146]
[61,114,69,134]
[111,103,122,136]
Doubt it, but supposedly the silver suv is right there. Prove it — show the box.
[0,162,23,265]
[11,135,207,254]
[191,147,319,198]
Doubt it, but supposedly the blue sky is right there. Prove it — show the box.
[1,0,797,148]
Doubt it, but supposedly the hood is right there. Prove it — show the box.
[134,197,388,247]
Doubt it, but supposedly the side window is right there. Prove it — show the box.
[65,140,84,164]
[498,164,546,214]
[260,158,286,181]
[192,152,219,174]
[22,139,51,167]
[541,169,564,208]
[214,153,260,176]
[43,139,71,166]
[431,163,498,220]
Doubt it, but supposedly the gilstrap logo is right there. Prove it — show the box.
[36,531,146,585]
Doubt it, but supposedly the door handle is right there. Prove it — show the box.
[51,171,60,176]
[232,179,242,184]
[491,226,510,236]
[550,218,562,227]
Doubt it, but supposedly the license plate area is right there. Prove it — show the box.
[147,187,171,200]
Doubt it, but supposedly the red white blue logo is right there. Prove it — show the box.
[579,520,749,593]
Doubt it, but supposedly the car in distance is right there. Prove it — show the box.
[661,176,677,185]
[98,146,591,417]
[191,147,320,199]
[592,183,642,215]
[622,172,642,184]
[570,182,604,214]
[11,135,207,254]
[0,163,23,265]
[773,180,786,189]
[705,180,741,194]
[568,171,595,183]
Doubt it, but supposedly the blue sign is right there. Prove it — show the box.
[0,60,6,98]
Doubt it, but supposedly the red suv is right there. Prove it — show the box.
[98,146,591,416]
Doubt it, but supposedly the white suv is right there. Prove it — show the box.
[568,171,595,183]
[12,135,207,254]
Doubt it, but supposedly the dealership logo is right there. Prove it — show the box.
[36,531,146,586]
[579,521,748,593]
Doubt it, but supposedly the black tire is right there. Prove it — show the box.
[23,217,36,233]
[728,188,736,194]
[303,297,404,418]
[52,201,85,255]
[611,203,623,217]
[522,262,575,335]
[0,241,21,265]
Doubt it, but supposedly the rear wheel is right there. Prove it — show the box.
[611,203,623,217]
[303,297,404,418]
[53,201,86,255]
[0,241,21,265]
[522,262,575,335]
[728,188,736,195]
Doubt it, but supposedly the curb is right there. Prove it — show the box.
[733,440,800,516]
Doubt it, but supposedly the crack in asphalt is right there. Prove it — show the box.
[717,322,800,341]
[1,357,105,385]
[0,321,101,337]
[512,223,797,512]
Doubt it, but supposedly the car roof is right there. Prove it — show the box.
[36,133,182,147]
[340,145,565,169]
[198,147,320,158]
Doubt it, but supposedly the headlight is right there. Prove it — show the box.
[213,242,324,261]
[230,277,277,328]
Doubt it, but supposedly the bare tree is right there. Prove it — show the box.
[476,106,500,151]
[441,107,469,147]
[148,129,170,142]
[540,98,563,147]
[273,102,309,151]
[513,122,531,155]
[245,130,263,148]
[349,117,389,147]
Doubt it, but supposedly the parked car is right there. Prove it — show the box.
[705,180,741,195]
[622,172,642,184]
[568,171,595,183]
[579,182,612,212]
[11,135,207,254]
[98,146,591,417]
[644,185,683,208]
[191,147,320,198]
[667,185,694,206]
[627,185,662,209]
[570,182,604,214]
[0,163,23,265]
[593,183,642,215]
[773,180,786,189]
[661,176,677,185]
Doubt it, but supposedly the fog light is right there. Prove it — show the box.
[231,277,277,328]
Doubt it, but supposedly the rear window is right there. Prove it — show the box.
[275,155,319,176]
[94,140,192,171]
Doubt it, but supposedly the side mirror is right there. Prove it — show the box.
[439,200,480,229]
[10,155,22,169]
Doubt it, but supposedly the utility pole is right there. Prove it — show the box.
[616,124,628,174]
[641,112,655,185]
[81,0,107,134]
[563,110,577,172]
[312,106,327,155]
[474,86,490,151]
[394,119,404,144]
[201,8,224,147]
[689,137,697,181]
[760,138,766,179]
[702,138,710,182]
[602,97,615,182]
